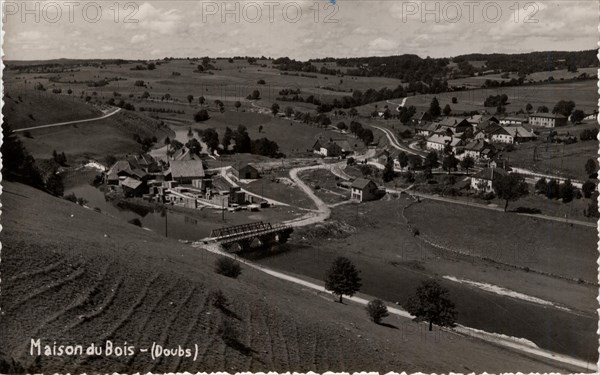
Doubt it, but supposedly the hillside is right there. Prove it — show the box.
[0,181,581,373]
[15,109,172,162]
[2,90,102,130]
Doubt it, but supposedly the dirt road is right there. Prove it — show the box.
[15,107,122,132]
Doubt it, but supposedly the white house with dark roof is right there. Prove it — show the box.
[529,113,567,128]
[350,178,379,202]
[470,167,509,192]
[426,134,451,151]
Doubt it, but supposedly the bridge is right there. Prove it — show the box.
[206,221,293,251]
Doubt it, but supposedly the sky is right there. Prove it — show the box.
[3,0,598,60]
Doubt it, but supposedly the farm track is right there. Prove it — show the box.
[14,107,121,132]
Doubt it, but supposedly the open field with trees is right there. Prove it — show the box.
[247,196,597,362]
[1,181,582,373]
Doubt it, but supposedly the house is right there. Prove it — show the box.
[314,138,352,157]
[499,116,528,126]
[126,153,157,172]
[415,112,433,124]
[467,115,499,127]
[105,160,148,186]
[528,113,568,128]
[436,117,472,134]
[426,134,451,151]
[415,121,440,137]
[121,177,145,197]
[461,139,496,160]
[470,167,509,192]
[350,178,379,202]
[490,126,536,144]
[232,161,259,179]
[169,160,205,184]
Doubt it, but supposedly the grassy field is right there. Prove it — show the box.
[16,110,172,163]
[3,89,102,129]
[247,196,597,362]
[448,67,598,88]
[1,181,580,373]
[507,129,598,179]
[363,80,597,115]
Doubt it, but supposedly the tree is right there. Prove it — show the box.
[382,159,395,182]
[534,177,547,194]
[424,151,439,169]
[187,94,194,104]
[1,123,44,190]
[397,151,409,170]
[451,97,457,104]
[406,280,457,331]
[460,155,475,174]
[214,256,241,278]
[324,257,362,303]
[336,122,347,131]
[284,106,294,118]
[194,109,210,122]
[234,125,252,153]
[442,155,458,174]
[201,128,220,152]
[546,179,560,199]
[408,154,422,170]
[248,90,260,100]
[234,101,241,111]
[271,103,280,116]
[428,97,441,117]
[358,128,374,145]
[443,104,452,116]
[222,127,233,151]
[585,158,597,176]
[585,192,599,218]
[186,138,202,156]
[198,96,205,105]
[366,299,389,324]
[349,107,358,117]
[537,105,549,113]
[525,103,533,112]
[570,109,585,125]
[559,179,575,203]
[493,173,529,212]
[582,180,596,199]
[552,100,576,117]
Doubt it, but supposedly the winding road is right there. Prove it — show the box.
[15,107,121,132]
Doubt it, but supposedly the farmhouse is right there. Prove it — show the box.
[467,114,499,127]
[426,134,451,151]
[313,138,353,157]
[350,178,379,202]
[105,160,148,186]
[529,113,567,128]
[415,122,440,136]
[462,139,496,160]
[436,117,472,134]
[415,112,433,124]
[233,161,260,179]
[490,126,536,144]
[470,167,509,192]
[169,160,205,184]
[121,177,145,197]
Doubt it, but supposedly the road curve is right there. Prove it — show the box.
[15,107,122,132]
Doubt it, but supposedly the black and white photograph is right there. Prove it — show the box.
[0,0,598,373]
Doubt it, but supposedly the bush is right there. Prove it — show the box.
[582,180,596,198]
[128,218,142,227]
[366,299,389,324]
[214,256,242,278]
[64,193,77,203]
[208,289,229,309]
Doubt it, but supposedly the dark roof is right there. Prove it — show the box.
[472,167,508,181]
[464,139,492,151]
[437,117,470,128]
[169,160,205,178]
[351,178,376,190]
[529,113,567,119]
[233,161,257,171]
